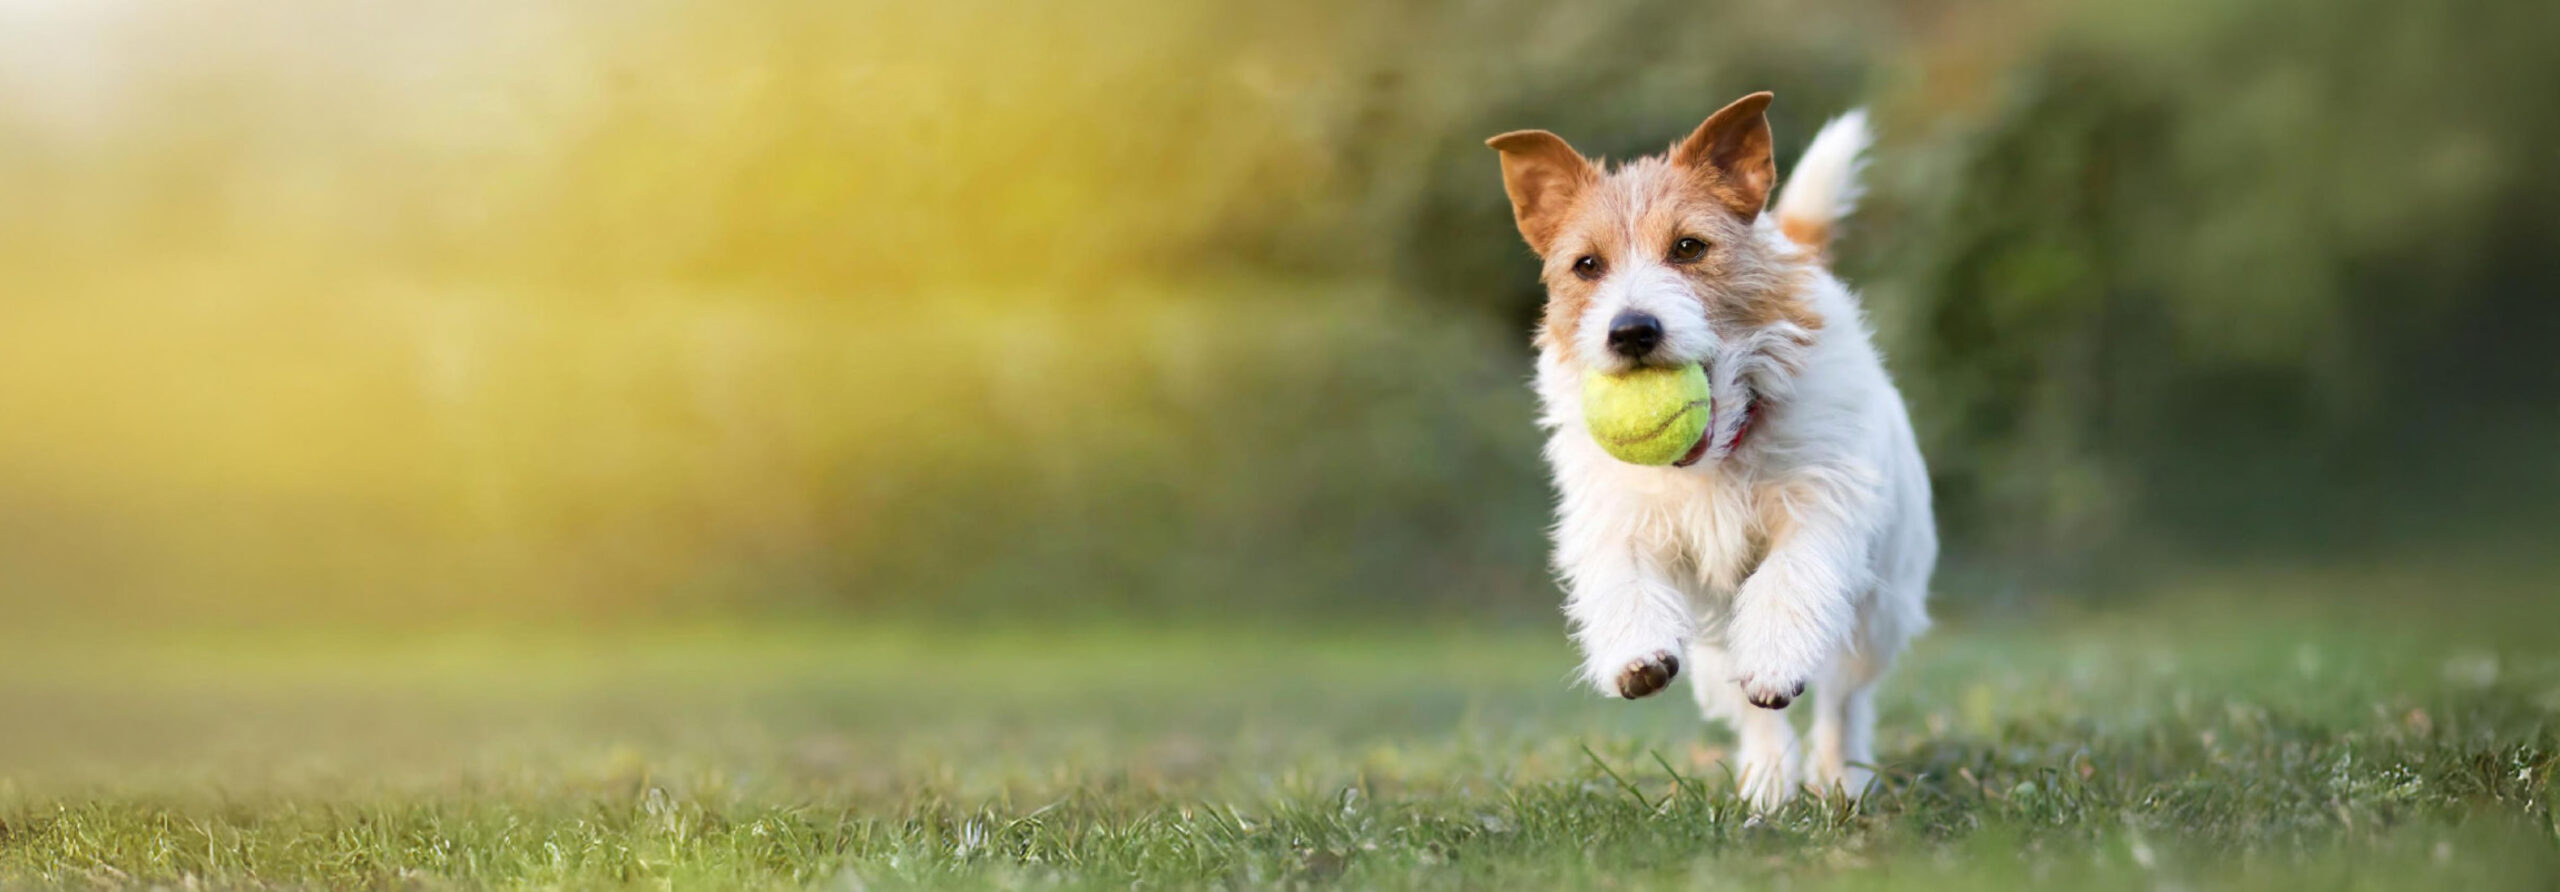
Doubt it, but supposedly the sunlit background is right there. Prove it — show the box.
[3,0,2553,628]
[0,1,2555,884]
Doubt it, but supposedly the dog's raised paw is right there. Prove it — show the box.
[1736,675,1806,710]
[1614,651,1680,699]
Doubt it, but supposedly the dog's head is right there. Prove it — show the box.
[1487,92,1818,383]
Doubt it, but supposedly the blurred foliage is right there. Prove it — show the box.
[1870,0,2560,578]
[0,0,2550,622]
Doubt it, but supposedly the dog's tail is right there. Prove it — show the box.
[1772,108,1872,257]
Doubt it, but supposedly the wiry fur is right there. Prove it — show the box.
[1491,99,1933,810]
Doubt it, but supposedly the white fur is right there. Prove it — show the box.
[1536,109,1932,810]
[1573,263,1719,377]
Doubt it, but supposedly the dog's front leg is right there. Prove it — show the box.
[1724,472,1879,710]
[1561,541,1694,700]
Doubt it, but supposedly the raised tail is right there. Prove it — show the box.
[1772,108,1872,257]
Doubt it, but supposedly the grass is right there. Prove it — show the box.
[0,565,2553,888]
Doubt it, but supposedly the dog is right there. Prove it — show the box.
[1487,93,1934,809]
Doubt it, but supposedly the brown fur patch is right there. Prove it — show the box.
[1780,217,1831,255]
[1674,92,1776,218]
[1487,130,1598,255]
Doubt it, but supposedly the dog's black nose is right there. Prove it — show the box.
[1607,311,1663,358]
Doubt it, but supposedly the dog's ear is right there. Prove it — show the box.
[1673,92,1776,217]
[1487,130,1595,255]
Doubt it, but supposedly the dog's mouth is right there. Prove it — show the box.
[1668,361,1719,468]
[1670,429,1715,467]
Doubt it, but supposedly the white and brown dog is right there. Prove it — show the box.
[1488,93,1934,808]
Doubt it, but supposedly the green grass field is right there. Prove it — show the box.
[0,565,2552,889]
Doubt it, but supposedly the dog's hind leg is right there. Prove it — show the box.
[1807,582,1924,798]
[1806,647,1886,799]
[1688,640,1799,811]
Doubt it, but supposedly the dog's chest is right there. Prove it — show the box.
[1636,469,1768,596]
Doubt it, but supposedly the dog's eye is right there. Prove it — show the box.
[1572,255,1603,280]
[1668,237,1708,264]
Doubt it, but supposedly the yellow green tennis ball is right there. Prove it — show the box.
[1581,364,1712,465]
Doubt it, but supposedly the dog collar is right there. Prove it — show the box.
[1728,398,1758,451]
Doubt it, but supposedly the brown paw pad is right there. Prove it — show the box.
[1741,678,1806,710]
[1615,651,1681,699]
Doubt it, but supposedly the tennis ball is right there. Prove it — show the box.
[1581,364,1712,465]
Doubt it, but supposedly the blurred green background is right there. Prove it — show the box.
[3,2,2558,887]
[0,0,2553,627]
